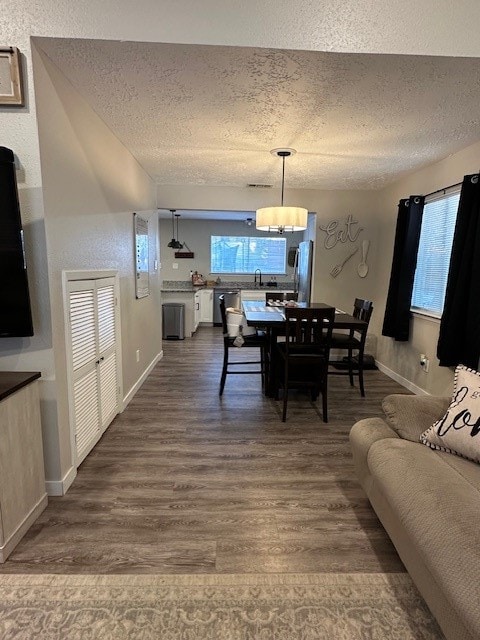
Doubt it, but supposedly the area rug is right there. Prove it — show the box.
[0,572,444,639]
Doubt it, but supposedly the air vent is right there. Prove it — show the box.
[247,183,272,189]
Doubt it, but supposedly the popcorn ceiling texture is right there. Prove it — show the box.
[37,39,480,190]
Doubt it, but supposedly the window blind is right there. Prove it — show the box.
[211,235,287,274]
[411,189,460,315]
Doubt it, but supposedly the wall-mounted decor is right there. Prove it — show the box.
[357,240,370,278]
[319,214,363,249]
[134,213,149,299]
[174,249,194,259]
[0,47,24,106]
[330,246,358,278]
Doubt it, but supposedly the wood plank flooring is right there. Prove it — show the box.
[0,327,409,574]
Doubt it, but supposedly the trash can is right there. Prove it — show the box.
[162,303,185,340]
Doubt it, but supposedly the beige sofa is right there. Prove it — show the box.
[350,394,480,640]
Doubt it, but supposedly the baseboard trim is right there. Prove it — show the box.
[122,350,163,408]
[45,465,77,497]
[375,360,429,396]
[0,493,48,563]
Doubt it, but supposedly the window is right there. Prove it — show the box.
[411,189,460,316]
[211,235,287,274]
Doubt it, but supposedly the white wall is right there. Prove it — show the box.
[374,139,480,396]
[31,46,159,485]
[159,217,302,284]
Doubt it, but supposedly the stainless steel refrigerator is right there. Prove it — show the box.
[294,240,313,304]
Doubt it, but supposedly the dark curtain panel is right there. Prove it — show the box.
[382,196,425,341]
[437,174,480,368]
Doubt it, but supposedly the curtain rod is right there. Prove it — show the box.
[423,181,462,199]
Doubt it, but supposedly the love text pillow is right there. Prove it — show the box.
[421,365,480,464]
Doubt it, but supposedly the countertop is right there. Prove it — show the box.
[161,280,295,293]
[0,371,41,402]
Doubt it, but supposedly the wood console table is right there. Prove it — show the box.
[0,372,48,562]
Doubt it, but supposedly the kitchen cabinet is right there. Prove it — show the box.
[194,291,201,331]
[199,289,214,323]
[0,373,48,562]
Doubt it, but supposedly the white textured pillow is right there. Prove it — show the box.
[421,365,480,464]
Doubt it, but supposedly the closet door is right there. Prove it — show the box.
[96,279,118,432]
[67,277,119,466]
[68,280,100,464]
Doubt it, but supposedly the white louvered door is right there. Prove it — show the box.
[97,282,118,431]
[67,277,119,466]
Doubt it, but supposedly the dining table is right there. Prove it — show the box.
[242,300,367,396]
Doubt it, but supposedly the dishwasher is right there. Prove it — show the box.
[213,289,240,326]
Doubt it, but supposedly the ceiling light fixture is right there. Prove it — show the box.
[167,209,183,249]
[256,149,308,234]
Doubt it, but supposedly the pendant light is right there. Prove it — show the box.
[167,209,182,249]
[175,214,184,249]
[256,149,308,234]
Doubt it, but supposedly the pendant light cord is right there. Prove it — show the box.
[281,155,285,206]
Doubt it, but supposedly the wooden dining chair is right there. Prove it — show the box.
[275,306,335,422]
[219,295,268,396]
[265,291,298,304]
[328,298,373,397]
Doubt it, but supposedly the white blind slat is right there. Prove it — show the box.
[412,191,460,315]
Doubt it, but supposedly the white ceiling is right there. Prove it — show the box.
[37,38,480,191]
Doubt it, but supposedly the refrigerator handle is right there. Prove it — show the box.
[293,248,299,292]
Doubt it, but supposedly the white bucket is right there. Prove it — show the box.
[226,308,256,337]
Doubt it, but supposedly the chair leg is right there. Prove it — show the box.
[260,345,265,388]
[321,375,328,422]
[282,388,289,422]
[348,348,354,387]
[219,346,228,396]
[358,349,365,397]
[282,364,289,422]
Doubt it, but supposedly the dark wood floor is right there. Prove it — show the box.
[1,327,408,574]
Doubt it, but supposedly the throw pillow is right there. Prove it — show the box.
[421,365,480,463]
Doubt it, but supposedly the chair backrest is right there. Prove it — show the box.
[265,292,282,303]
[266,291,299,303]
[284,307,335,354]
[219,294,228,335]
[353,298,374,325]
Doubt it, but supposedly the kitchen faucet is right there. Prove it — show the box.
[254,269,262,288]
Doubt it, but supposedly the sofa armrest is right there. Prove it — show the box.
[350,418,399,490]
[381,394,450,443]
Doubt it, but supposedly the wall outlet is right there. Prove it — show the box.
[136,349,140,362]
[172,262,179,270]
[419,353,429,372]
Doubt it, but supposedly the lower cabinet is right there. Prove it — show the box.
[199,289,214,323]
[194,291,201,331]
[0,375,48,562]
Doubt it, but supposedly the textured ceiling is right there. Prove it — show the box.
[37,38,480,190]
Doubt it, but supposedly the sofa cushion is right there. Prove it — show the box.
[368,438,480,638]
[421,365,480,464]
[382,394,450,442]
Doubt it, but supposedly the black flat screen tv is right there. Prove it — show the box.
[0,146,34,337]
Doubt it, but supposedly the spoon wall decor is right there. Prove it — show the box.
[357,240,370,278]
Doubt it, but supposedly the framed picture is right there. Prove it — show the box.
[0,47,24,106]
[134,213,149,299]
